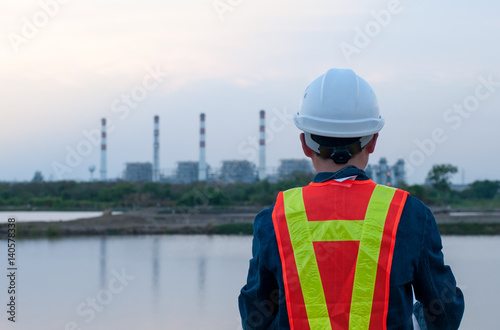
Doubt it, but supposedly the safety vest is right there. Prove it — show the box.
[272,179,408,330]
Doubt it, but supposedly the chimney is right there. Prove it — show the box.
[153,115,160,182]
[259,110,266,180]
[100,118,107,181]
[198,113,207,181]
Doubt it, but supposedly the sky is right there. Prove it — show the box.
[0,0,499,184]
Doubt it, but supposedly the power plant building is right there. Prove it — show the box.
[278,159,314,179]
[124,162,153,182]
[366,158,406,187]
[175,161,199,184]
[219,160,256,184]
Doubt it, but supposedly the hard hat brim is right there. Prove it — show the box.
[294,114,385,138]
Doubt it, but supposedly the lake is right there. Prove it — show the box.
[0,235,497,329]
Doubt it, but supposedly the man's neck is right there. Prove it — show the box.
[312,156,367,174]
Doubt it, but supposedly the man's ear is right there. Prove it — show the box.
[300,133,314,158]
[365,133,379,154]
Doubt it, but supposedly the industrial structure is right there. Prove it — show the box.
[100,118,107,181]
[153,115,160,182]
[175,161,199,184]
[365,158,406,187]
[258,110,266,180]
[98,111,405,186]
[198,113,208,181]
[124,162,153,182]
[278,159,314,179]
[219,160,256,184]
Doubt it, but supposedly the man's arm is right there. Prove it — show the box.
[239,207,282,330]
[413,207,465,330]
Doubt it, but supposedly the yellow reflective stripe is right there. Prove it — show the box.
[349,184,396,330]
[309,220,364,242]
[283,188,332,330]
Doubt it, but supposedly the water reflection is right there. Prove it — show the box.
[197,236,211,312]
[198,256,206,311]
[100,237,107,289]
[152,237,160,309]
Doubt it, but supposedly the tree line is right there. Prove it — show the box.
[401,164,499,206]
[1,165,498,210]
[0,173,314,210]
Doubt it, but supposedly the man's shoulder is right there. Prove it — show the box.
[401,193,432,218]
[252,205,280,263]
[397,193,435,240]
[256,204,275,216]
[253,204,281,248]
[254,204,275,232]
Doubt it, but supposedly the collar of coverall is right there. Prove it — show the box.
[312,165,370,183]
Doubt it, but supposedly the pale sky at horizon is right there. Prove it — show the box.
[1,0,499,184]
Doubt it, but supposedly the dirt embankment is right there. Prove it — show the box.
[0,207,261,237]
[2,206,500,238]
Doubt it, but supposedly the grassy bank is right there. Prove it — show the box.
[6,217,255,239]
[207,222,500,236]
[437,223,500,236]
[5,221,500,239]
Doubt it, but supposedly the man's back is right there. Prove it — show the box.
[239,167,465,329]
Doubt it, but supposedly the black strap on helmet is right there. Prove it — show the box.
[330,146,352,164]
[317,140,363,164]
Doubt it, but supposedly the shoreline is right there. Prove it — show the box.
[2,207,500,238]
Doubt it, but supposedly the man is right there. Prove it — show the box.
[239,69,464,329]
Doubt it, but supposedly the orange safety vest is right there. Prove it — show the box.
[272,179,408,330]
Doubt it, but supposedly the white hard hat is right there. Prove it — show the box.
[294,68,385,138]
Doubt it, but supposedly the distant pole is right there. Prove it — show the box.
[259,110,266,180]
[198,113,207,181]
[153,115,160,182]
[89,165,96,181]
[100,118,107,181]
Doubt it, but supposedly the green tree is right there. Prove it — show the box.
[97,183,136,202]
[141,182,160,198]
[427,164,458,191]
[462,180,499,199]
[426,164,458,204]
[32,171,44,182]
[177,186,229,208]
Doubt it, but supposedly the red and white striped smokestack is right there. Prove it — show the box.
[153,115,160,182]
[198,113,207,181]
[259,110,266,180]
[100,118,107,181]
